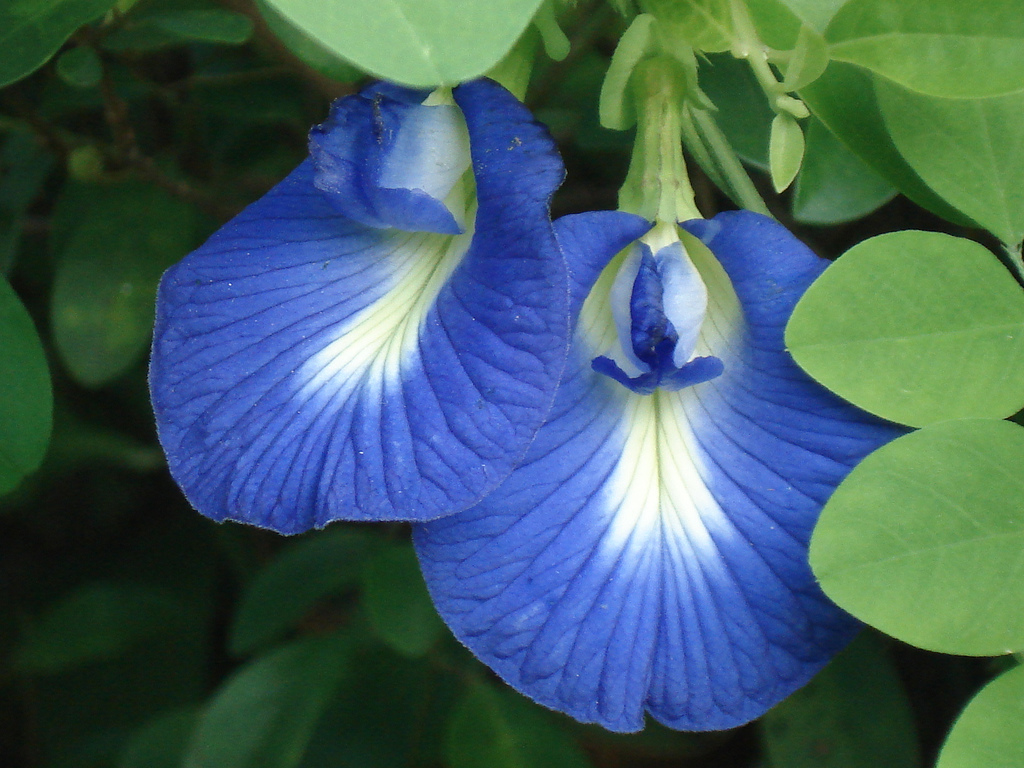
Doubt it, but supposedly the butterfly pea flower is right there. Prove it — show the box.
[414,212,902,732]
[149,79,629,532]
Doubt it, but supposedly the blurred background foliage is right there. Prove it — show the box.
[0,0,1001,766]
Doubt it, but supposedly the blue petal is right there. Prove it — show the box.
[414,210,903,731]
[150,79,571,532]
[309,84,469,234]
[592,353,724,395]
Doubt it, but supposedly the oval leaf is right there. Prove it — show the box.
[13,582,187,675]
[744,0,801,49]
[761,633,920,768]
[937,665,1024,768]
[0,0,116,87]
[0,276,52,495]
[261,0,545,87]
[150,9,254,45]
[255,0,362,82]
[877,81,1024,247]
[792,116,895,225]
[183,633,352,768]
[230,527,372,657]
[119,707,200,768]
[782,25,829,91]
[360,541,444,658]
[787,230,1024,427]
[445,681,593,768]
[50,182,196,387]
[826,0,1024,98]
[799,62,977,228]
[811,419,1024,656]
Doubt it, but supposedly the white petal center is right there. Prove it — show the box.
[301,227,473,398]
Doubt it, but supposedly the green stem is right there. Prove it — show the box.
[729,0,808,119]
[685,105,771,217]
[619,57,700,223]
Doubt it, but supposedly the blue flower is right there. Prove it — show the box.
[413,212,902,732]
[151,78,899,733]
[149,79,637,532]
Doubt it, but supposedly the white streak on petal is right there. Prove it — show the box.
[300,227,473,399]
[582,229,747,574]
[657,241,708,368]
[601,390,729,564]
[608,244,645,375]
[577,256,620,358]
[684,232,742,362]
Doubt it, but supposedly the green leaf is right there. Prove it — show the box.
[0,276,52,496]
[100,20,182,51]
[261,0,545,88]
[230,527,373,657]
[761,633,920,768]
[446,681,593,768]
[769,0,848,34]
[799,61,979,228]
[103,6,254,50]
[811,419,1024,656]
[769,113,804,192]
[877,81,1024,247]
[13,581,188,674]
[698,52,772,170]
[50,182,196,388]
[119,707,200,768]
[150,9,253,44]
[0,132,54,272]
[55,46,102,88]
[781,25,829,91]
[937,665,1024,768]
[786,230,1024,427]
[0,0,117,87]
[184,633,352,768]
[744,0,801,49]
[792,116,895,225]
[255,0,363,82]
[22,514,215,766]
[826,0,1024,98]
[360,540,444,658]
[642,0,733,52]
[300,641,460,768]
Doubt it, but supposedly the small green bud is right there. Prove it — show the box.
[769,113,805,193]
